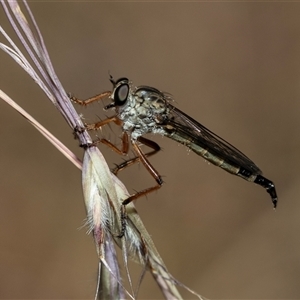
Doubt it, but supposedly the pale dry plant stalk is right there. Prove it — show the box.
[0,1,205,299]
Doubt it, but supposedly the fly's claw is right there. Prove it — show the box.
[73,125,86,134]
[68,93,86,106]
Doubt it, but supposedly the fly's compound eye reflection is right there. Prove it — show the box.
[71,77,278,209]
[113,81,130,106]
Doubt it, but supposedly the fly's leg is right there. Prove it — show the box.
[115,137,162,238]
[112,136,161,175]
[85,116,122,131]
[99,134,162,205]
[85,121,130,158]
[70,90,127,149]
[122,140,163,206]
[70,91,118,143]
[94,134,162,237]
[117,140,163,238]
[75,115,125,149]
[69,91,112,106]
[99,130,129,155]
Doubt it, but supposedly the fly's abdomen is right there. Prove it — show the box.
[165,129,277,208]
[165,130,258,180]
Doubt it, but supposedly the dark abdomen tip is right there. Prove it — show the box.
[254,175,278,208]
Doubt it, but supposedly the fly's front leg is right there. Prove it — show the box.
[122,140,163,206]
[69,91,112,106]
[70,91,114,141]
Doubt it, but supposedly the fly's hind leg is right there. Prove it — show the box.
[109,136,162,205]
[117,139,163,238]
[121,139,163,206]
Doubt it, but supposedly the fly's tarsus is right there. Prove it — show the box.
[121,180,163,206]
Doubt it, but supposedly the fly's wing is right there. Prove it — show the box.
[162,104,262,175]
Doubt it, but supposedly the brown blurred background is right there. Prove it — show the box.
[1,2,299,299]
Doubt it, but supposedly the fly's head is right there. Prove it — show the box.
[104,76,131,113]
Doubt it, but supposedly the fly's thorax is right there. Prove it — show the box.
[118,86,170,139]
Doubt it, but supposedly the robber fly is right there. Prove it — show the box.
[71,77,278,208]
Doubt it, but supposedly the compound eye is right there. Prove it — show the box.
[116,77,129,84]
[114,83,129,106]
